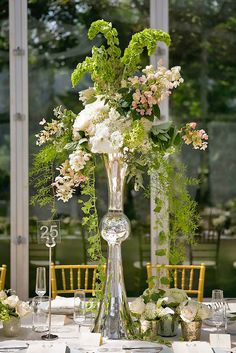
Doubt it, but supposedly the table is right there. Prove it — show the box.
[0,312,236,352]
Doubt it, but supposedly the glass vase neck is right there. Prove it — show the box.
[103,153,127,212]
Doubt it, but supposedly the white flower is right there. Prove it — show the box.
[3,295,19,308]
[156,306,175,318]
[197,303,212,321]
[130,297,146,316]
[164,288,188,306]
[73,98,109,133]
[69,149,90,172]
[180,301,198,323]
[110,131,124,150]
[0,290,7,300]
[90,123,114,153]
[39,118,46,125]
[79,87,95,105]
[144,302,158,320]
[16,301,31,318]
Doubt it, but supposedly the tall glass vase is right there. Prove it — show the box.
[93,153,134,339]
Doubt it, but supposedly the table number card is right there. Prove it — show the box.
[36,220,61,340]
[37,220,61,246]
[210,333,231,349]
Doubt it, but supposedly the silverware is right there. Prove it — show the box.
[0,344,29,351]
[122,347,162,351]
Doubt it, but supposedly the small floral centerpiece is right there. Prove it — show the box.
[130,288,188,338]
[0,290,31,337]
[179,301,212,341]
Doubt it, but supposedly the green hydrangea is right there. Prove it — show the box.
[124,120,146,149]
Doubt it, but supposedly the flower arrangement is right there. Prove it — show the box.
[31,20,208,285]
[130,288,188,321]
[179,300,211,323]
[0,290,31,321]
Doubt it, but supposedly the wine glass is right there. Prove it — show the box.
[35,267,46,297]
[74,290,86,335]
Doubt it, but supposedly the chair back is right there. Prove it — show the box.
[189,230,221,268]
[146,263,205,302]
[51,263,105,299]
[0,264,7,290]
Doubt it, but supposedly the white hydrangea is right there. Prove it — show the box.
[164,288,188,305]
[69,149,90,172]
[110,131,124,150]
[73,98,109,134]
[144,302,158,320]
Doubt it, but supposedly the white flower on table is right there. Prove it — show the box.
[3,295,19,308]
[130,297,146,316]
[16,301,32,318]
[0,290,7,300]
[164,288,188,305]
[180,301,211,323]
[144,302,158,320]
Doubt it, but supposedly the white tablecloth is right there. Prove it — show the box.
[1,304,236,353]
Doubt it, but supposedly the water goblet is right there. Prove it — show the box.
[74,289,86,336]
[35,267,46,297]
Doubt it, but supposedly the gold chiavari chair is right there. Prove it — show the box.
[51,263,105,299]
[0,264,7,290]
[146,263,205,302]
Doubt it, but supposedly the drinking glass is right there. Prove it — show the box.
[211,289,225,337]
[74,290,86,335]
[32,296,49,333]
[35,267,46,297]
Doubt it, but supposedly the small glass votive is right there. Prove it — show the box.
[32,296,49,333]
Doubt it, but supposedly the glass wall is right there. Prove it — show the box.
[0,0,10,289]
[169,0,236,296]
[28,0,150,297]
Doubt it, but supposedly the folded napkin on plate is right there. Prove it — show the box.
[52,296,74,309]
[27,342,66,353]
[172,342,213,353]
[0,341,29,349]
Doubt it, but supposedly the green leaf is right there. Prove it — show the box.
[160,276,170,285]
[156,249,167,256]
[153,105,160,118]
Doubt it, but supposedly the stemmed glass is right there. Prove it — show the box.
[74,290,86,336]
[211,289,225,343]
[35,267,46,297]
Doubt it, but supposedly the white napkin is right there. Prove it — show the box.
[0,341,29,349]
[172,341,213,353]
[79,332,102,347]
[52,296,74,309]
[27,342,66,353]
[51,314,66,326]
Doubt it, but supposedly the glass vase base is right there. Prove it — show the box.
[41,333,58,340]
